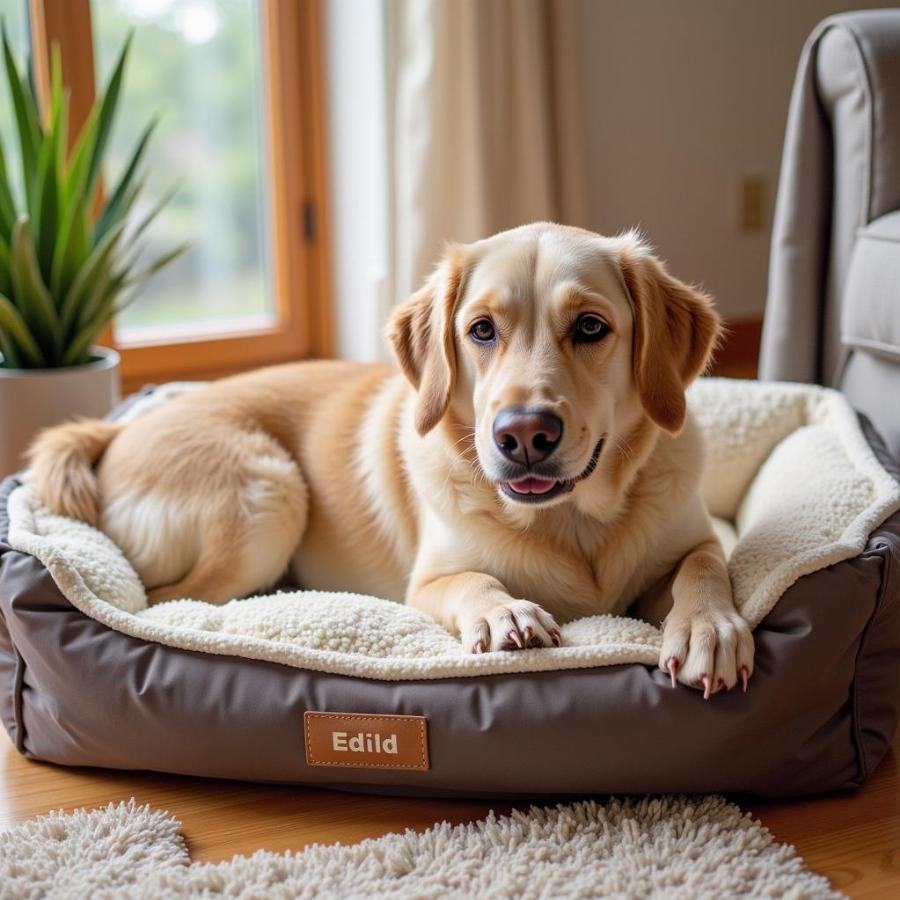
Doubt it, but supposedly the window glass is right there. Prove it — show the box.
[92,0,274,341]
[0,0,30,211]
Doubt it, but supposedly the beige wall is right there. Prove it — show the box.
[577,0,898,320]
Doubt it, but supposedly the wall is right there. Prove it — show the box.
[577,0,898,321]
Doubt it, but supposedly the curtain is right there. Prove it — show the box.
[384,0,589,305]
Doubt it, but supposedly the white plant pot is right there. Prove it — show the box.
[0,347,121,478]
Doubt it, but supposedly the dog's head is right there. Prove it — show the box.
[387,223,720,510]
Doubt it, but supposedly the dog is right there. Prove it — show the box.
[28,223,753,696]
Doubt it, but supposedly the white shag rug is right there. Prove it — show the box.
[0,796,841,899]
[5,378,900,681]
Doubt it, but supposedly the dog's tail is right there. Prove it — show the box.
[26,419,121,526]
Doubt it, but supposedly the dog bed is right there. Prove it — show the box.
[1,378,899,798]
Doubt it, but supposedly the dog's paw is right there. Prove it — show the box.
[659,607,754,698]
[461,599,562,653]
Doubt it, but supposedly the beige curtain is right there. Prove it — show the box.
[385,0,588,305]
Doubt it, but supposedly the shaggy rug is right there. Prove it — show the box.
[0,795,840,899]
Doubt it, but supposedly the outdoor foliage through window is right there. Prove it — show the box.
[92,0,273,340]
[0,0,27,210]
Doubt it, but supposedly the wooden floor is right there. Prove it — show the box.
[1,728,897,897]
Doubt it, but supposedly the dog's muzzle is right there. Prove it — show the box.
[500,438,605,505]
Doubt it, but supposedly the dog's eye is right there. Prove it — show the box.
[574,314,610,343]
[469,319,496,344]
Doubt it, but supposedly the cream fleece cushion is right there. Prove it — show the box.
[6,378,899,682]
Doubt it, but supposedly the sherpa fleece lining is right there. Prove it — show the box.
[6,379,900,682]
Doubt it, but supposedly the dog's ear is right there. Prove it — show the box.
[617,235,722,434]
[386,245,469,435]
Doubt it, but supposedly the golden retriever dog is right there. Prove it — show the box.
[28,223,753,697]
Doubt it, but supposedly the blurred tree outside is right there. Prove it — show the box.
[0,0,29,212]
[93,0,273,335]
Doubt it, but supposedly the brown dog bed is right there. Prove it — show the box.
[1,378,899,798]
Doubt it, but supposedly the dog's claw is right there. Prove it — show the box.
[474,640,486,654]
[741,666,750,693]
[550,629,562,647]
[701,675,712,700]
[523,626,542,648]
[666,657,679,688]
[508,629,524,649]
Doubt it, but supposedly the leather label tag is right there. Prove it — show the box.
[304,712,429,771]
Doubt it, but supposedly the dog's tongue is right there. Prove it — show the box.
[508,477,558,495]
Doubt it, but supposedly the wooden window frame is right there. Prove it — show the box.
[28,0,332,392]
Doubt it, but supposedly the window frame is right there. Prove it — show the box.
[28,0,332,391]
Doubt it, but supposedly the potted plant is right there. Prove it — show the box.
[0,27,184,476]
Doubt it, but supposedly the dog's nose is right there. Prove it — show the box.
[493,407,563,465]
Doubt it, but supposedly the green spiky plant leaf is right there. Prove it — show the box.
[0,24,186,369]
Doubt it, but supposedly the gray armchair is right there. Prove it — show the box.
[760,10,900,459]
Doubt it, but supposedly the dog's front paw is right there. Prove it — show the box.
[659,607,754,698]
[461,599,562,653]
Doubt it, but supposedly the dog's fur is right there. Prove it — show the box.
[28,224,753,695]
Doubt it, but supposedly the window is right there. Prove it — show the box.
[25,0,330,389]
[0,0,28,210]
[92,0,274,340]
